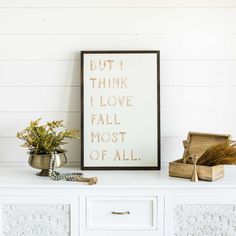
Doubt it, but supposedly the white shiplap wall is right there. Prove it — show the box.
[0,0,236,166]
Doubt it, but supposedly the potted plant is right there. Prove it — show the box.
[17,118,79,176]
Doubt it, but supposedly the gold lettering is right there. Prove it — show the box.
[107,96,116,106]
[119,131,126,142]
[101,150,107,161]
[131,150,138,160]
[107,60,114,70]
[111,132,118,143]
[98,78,106,89]
[90,150,107,161]
[88,77,128,89]
[126,96,132,106]
[121,78,127,88]
[90,60,96,71]
[90,60,122,71]
[89,78,96,88]
[91,114,120,125]
[101,132,110,142]
[91,132,99,143]
[90,131,126,143]
[99,96,132,107]
[90,150,99,160]
[91,114,97,125]
[114,150,121,161]
[98,114,105,125]
[113,149,139,161]
[113,78,120,88]
[99,60,106,70]
[113,150,129,161]
[123,150,129,161]
[99,96,106,107]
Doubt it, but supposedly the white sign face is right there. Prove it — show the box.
[81,51,160,170]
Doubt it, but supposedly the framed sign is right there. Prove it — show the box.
[81,50,160,170]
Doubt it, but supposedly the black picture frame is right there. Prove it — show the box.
[81,50,160,170]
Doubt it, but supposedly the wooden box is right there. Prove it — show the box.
[169,159,224,181]
[169,132,231,181]
[183,132,231,164]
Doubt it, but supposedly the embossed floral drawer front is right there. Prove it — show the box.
[173,204,236,236]
[87,196,157,230]
[165,196,236,236]
[2,204,70,236]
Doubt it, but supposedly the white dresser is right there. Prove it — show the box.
[0,165,236,236]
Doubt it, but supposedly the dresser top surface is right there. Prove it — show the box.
[0,164,236,190]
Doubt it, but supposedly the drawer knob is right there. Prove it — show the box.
[111,211,130,215]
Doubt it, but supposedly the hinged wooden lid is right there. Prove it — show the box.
[183,132,231,162]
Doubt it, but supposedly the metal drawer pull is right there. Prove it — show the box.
[112,211,130,215]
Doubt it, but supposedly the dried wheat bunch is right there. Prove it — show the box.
[197,141,236,166]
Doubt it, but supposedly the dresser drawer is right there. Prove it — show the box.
[86,197,157,230]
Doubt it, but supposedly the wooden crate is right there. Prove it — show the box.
[169,132,230,181]
[183,132,231,164]
[169,159,224,181]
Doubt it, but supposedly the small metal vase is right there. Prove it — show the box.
[28,152,67,176]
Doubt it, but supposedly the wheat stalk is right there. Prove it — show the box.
[197,141,236,166]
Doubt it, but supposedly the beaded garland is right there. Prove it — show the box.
[48,153,83,181]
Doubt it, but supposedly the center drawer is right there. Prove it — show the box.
[86,196,157,230]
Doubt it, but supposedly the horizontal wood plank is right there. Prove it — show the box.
[0,61,80,86]
[162,111,236,137]
[0,87,80,111]
[162,61,236,86]
[0,112,80,137]
[162,87,236,112]
[0,8,235,34]
[0,34,235,60]
[0,0,236,8]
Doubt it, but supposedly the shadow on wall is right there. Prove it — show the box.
[66,52,81,166]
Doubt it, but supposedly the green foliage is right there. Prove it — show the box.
[16,118,79,154]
